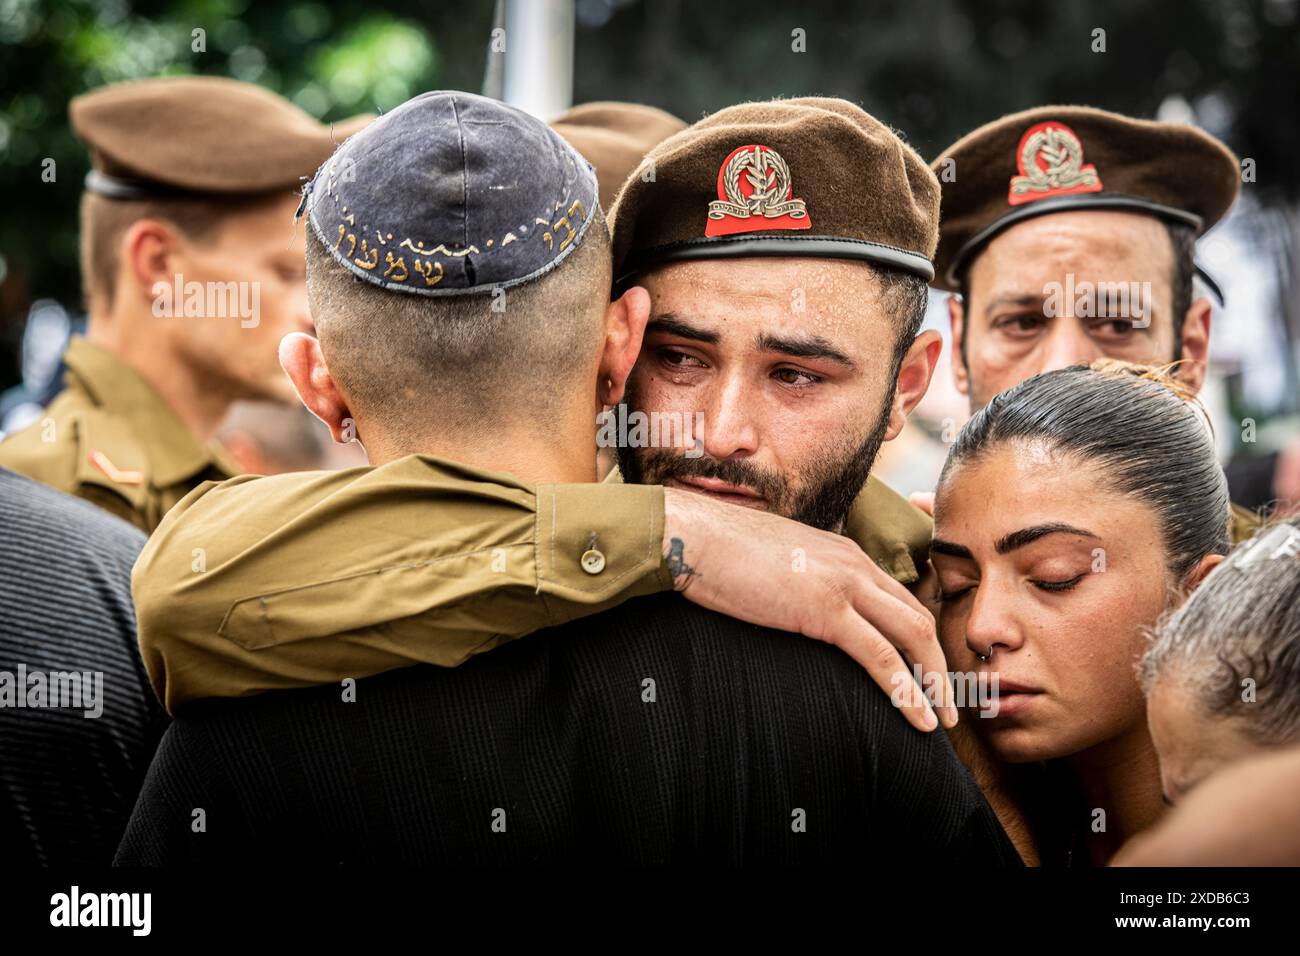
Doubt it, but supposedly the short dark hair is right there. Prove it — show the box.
[874,263,930,379]
[306,208,612,433]
[956,218,1198,366]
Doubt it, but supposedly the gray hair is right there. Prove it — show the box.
[1140,517,1300,746]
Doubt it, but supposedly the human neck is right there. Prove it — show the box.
[86,310,232,441]
[1062,723,1166,865]
[363,408,599,485]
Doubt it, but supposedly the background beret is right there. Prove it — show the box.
[550,101,687,211]
[303,90,599,297]
[609,96,940,285]
[932,104,1241,290]
[70,76,372,199]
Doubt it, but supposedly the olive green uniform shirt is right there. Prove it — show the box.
[0,338,237,533]
[133,457,932,713]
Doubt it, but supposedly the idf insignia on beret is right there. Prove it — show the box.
[705,144,811,236]
[609,97,941,287]
[301,91,599,297]
[1007,121,1102,205]
[932,105,1241,290]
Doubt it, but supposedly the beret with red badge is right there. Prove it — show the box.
[931,105,1240,292]
[550,101,687,212]
[70,75,373,200]
[609,97,940,288]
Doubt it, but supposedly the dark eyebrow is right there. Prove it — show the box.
[995,523,1098,555]
[982,293,1043,318]
[755,332,855,368]
[646,313,720,345]
[930,539,974,560]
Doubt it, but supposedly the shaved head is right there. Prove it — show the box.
[306,212,612,435]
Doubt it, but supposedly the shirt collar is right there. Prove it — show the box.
[62,337,233,486]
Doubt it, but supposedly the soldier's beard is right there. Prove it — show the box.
[616,392,895,534]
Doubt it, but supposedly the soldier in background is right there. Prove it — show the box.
[0,77,368,531]
[929,105,1258,541]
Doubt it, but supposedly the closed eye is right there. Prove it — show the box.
[1032,573,1087,592]
[936,585,974,603]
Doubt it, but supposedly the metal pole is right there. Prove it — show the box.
[500,0,574,120]
[481,0,506,101]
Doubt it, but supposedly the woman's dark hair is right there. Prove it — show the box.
[938,360,1231,580]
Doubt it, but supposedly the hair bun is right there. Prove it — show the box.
[1089,358,1198,403]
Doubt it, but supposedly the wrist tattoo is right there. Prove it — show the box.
[665,536,697,588]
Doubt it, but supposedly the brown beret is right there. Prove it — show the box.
[550,101,686,211]
[609,97,939,286]
[70,76,374,200]
[932,105,1240,290]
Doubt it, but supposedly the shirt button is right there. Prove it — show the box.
[580,549,607,575]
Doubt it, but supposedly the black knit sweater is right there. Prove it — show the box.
[117,593,1020,866]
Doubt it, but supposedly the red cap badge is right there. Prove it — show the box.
[1007,122,1103,206]
[705,144,812,237]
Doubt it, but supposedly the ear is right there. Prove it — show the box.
[1182,551,1225,593]
[947,293,971,397]
[884,329,942,441]
[278,332,356,443]
[122,218,184,307]
[1176,297,1213,396]
[598,285,650,406]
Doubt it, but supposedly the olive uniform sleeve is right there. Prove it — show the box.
[844,474,933,586]
[133,455,673,715]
